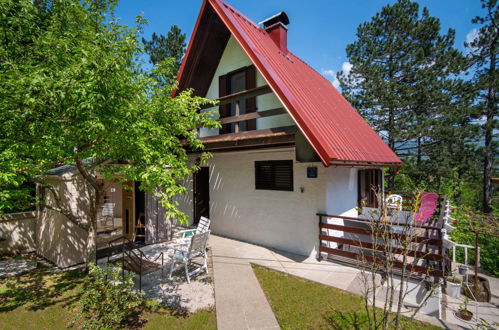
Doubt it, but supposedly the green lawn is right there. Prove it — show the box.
[0,264,216,329]
[252,264,440,330]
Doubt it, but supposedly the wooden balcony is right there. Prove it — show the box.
[199,85,297,152]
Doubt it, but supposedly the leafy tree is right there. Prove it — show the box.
[337,0,474,190]
[0,0,218,261]
[465,0,498,213]
[142,25,186,85]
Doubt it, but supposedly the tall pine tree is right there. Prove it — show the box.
[142,25,186,85]
[466,0,498,213]
[338,0,473,190]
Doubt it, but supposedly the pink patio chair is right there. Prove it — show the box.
[414,192,439,223]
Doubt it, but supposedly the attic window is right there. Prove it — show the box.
[255,160,293,191]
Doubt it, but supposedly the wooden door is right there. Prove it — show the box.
[122,181,134,239]
[193,167,210,225]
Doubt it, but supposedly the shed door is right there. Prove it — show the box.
[193,167,210,225]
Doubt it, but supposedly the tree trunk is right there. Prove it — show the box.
[388,107,396,190]
[85,217,97,264]
[85,189,101,264]
[483,48,496,214]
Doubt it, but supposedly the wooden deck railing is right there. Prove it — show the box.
[316,212,445,277]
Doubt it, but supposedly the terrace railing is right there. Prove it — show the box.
[316,212,445,277]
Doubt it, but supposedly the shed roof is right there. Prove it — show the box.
[177,0,401,167]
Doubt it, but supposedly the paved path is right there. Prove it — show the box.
[211,235,280,330]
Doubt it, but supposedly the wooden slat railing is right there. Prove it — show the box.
[219,107,286,125]
[316,212,444,277]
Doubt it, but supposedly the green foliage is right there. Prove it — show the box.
[78,263,142,329]
[449,209,499,276]
[0,0,219,227]
[142,25,186,85]
[465,0,498,213]
[338,0,477,192]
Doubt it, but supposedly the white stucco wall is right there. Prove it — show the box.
[200,36,293,137]
[177,148,376,257]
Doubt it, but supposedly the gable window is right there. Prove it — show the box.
[358,169,383,208]
[219,65,256,134]
[255,160,293,191]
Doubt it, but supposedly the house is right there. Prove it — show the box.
[36,0,401,268]
[173,0,401,258]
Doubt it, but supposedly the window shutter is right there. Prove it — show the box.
[219,74,229,134]
[255,160,293,191]
[245,65,257,130]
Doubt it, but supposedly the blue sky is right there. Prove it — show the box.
[115,0,482,85]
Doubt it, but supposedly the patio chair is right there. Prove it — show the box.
[176,216,210,246]
[168,230,210,283]
[385,194,403,211]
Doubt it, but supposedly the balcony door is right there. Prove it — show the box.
[219,65,256,134]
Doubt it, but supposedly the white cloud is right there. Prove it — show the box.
[466,28,479,45]
[341,61,353,76]
[322,69,335,78]
[321,62,352,89]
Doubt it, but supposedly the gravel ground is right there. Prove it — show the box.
[99,240,215,314]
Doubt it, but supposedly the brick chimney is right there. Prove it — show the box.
[261,12,290,53]
[265,23,288,53]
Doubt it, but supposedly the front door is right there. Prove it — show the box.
[193,167,210,225]
[122,181,134,239]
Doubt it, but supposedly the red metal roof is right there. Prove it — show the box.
[178,0,401,167]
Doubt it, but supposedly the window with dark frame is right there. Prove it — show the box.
[219,65,256,134]
[255,160,293,191]
[358,169,383,208]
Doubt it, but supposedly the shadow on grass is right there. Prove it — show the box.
[326,310,370,330]
[0,265,85,313]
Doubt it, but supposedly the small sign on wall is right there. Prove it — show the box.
[307,166,318,178]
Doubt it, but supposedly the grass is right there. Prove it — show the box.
[0,261,216,329]
[252,264,440,330]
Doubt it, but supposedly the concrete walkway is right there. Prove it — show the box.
[211,235,280,330]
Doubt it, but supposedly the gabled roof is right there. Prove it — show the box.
[176,0,401,167]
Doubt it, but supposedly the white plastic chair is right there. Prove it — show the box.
[176,216,210,246]
[168,230,210,283]
[385,194,403,211]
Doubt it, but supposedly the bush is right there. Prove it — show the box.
[449,209,499,277]
[78,263,143,329]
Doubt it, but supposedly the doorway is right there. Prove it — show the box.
[121,181,145,241]
[193,167,210,225]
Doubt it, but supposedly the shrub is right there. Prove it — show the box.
[449,209,499,277]
[78,263,143,329]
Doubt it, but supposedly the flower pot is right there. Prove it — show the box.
[446,281,461,298]
[458,265,468,275]
[459,309,473,321]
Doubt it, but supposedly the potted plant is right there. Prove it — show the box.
[458,265,468,275]
[446,277,462,298]
[458,297,473,321]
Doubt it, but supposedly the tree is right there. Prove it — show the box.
[142,25,186,85]
[337,0,473,190]
[0,0,218,261]
[465,0,498,213]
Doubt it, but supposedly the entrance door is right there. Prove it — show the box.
[193,167,210,225]
[122,181,134,239]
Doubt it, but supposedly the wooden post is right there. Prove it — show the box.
[235,101,240,133]
[317,215,322,262]
[474,231,479,292]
